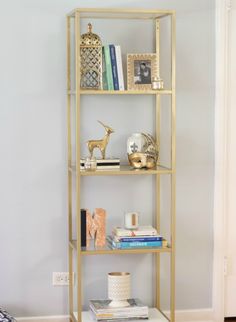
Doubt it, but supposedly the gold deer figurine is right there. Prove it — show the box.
[87,121,114,159]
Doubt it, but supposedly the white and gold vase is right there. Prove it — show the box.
[108,272,130,307]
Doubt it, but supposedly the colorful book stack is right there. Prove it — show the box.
[80,158,120,170]
[107,226,167,250]
[90,298,148,321]
[102,45,124,91]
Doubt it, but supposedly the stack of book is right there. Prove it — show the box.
[90,298,148,321]
[107,226,167,250]
[102,45,124,91]
[80,158,120,170]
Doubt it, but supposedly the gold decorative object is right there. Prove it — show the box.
[80,23,102,89]
[87,121,114,159]
[127,54,158,90]
[127,133,159,169]
[152,76,164,90]
[86,208,106,247]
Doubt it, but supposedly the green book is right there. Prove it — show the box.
[102,47,108,90]
[103,45,114,90]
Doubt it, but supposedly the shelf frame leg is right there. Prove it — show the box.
[155,18,161,311]
[75,11,82,322]
[67,15,74,319]
[170,12,176,322]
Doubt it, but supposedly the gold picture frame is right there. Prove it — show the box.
[127,53,158,90]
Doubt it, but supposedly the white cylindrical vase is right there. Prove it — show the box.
[108,272,131,307]
[127,133,146,155]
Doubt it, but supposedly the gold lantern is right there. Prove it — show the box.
[80,23,102,89]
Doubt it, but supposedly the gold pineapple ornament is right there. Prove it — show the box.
[80,23,102,89]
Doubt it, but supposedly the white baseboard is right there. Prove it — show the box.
[16,308,214,322]
[170,308,214,321]
[16,316,70,322]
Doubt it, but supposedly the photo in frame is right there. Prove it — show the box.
[127,53,158,90]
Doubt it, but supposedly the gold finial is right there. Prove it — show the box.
[88,23,92,33]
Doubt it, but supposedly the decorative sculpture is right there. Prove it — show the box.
[108,272,131,307]
[127,133,159,169]
[80,23,102,89]
[87,121,114,159]
[86,208,106,247]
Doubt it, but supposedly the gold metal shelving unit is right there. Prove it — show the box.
[68,90,172,95]
[67,7,176,322]
[69,165,172,176]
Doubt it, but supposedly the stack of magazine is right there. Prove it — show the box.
[107,226,167,250]
[89,298,148,321]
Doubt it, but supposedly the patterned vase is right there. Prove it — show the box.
[108,272,131,307]
[127,133,147,155]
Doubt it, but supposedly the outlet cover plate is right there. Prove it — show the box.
[53,272,74,286]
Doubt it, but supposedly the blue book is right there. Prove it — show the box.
[107,236,163,249]
[109,45,119,90]
[117,236,162,242]
[113,241,163,249]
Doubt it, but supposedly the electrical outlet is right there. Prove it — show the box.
[53,272,74,286]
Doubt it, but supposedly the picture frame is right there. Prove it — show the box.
[127,53,158,90]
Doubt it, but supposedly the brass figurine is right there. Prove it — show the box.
[87,121,114,159]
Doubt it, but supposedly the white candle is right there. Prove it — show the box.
[124,212,139,230]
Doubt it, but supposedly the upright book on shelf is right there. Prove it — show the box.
[81,209,87,247]
[102,47,108,90]
[115,45,125,90]
[109,44,119,90]
[103,45,114,90]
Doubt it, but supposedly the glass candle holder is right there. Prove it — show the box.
[124,212,139,230]
[84,157,97,171]
[152,76,164,90]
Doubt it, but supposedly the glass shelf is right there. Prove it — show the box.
[69,165,173,176]
[70,240,171,255]
[73,308,170,322]
[67,8,174,20]
[67,89,172,95]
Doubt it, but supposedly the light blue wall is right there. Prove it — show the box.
[0,0,215,316]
